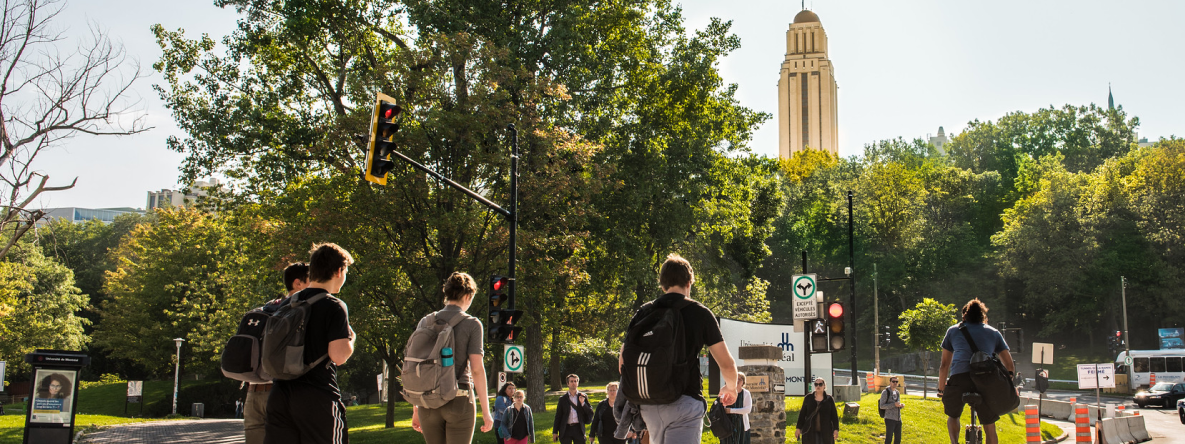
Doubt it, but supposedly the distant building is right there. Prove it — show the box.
[147,178,223,210]
[929,126,949,153]
[42,207,144,224]
[778,9,840,158]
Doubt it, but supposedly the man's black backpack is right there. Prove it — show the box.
[620,296,693,405]
[221,308,274,383]
[959,323,1020,416]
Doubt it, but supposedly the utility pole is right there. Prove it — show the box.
[848,191,857,380]
[874,263,880,374]
[803,251,812,395]
[1122,276,1131,391]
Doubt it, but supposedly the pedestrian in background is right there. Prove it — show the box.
[589,382,623,444]
[499,390,535,444]
[794,378,839,444]
[552,374,594,444]
[495,382,516,444]
[725,372,752,444]
[879,376,904,444]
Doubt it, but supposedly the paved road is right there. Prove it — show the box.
[1130,405,1184,443]
[80,419,244,444]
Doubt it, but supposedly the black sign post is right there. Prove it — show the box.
[23,350,89,444]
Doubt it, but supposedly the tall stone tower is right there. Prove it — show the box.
[778,9,839,158]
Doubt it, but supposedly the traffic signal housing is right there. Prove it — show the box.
[827,302,846,352]
[810,319,828,353]
[881,325,892,348]
[488,275,522,343]
[364,92,402,185]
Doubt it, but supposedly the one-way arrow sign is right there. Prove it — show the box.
[504,344,524,373]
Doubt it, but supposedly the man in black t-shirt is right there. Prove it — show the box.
[619,253,739,444]
[265,243,356,444]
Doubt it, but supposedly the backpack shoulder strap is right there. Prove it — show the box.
[958,323,982,354]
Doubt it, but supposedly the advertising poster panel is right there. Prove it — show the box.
[30,369,76,425]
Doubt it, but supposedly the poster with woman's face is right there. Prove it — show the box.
[30,369,76,425]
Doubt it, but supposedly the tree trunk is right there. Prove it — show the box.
[922,352,930,399]
[549,327,564,392]
[526,319,546,412]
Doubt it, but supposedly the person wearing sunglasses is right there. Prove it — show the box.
[794,378,838,443]
[879,377,904,444]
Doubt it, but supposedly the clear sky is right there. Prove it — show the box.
[38,0,1185,209]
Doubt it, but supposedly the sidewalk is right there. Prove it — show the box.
[80,419,244,444]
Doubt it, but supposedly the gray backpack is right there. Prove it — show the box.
[261,289,330,380]
[401,311,469,408]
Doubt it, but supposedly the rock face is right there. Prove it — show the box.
[737,345,787,444]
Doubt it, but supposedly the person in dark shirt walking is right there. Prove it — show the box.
[553,374,594,444]
[264,243,356,444]
[589,382,624,444]
[499,390,535,444]
[618,253,740,444]
[794,378,839,444]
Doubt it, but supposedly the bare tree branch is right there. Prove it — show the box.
[0,0,149,256]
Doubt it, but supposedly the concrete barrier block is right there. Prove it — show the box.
[1126,416,1150,442]
[1112,414,1136,443]
[1099,418,1126,444]
[832,385,861,404]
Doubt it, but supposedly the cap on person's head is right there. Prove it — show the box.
[658,253,694,289]
[308,243,353,283]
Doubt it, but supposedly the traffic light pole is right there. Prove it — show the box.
[803,251,812,396]
[508,124,518,306]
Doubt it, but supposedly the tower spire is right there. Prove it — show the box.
[1108,83,1114,110]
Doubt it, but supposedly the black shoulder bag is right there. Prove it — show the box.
[958,323,1020,416]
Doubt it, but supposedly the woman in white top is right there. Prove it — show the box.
[726,372,753,444]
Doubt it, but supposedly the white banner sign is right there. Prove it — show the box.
[719,318,833,396]
[1077,363,1116,389]
[126,380,143,397]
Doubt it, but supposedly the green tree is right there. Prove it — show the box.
[94,207,278,377]
[152,0,775,414]
[0,242,89,375]
[898,298,956,398]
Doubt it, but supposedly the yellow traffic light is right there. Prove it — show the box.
[364,92,402,185]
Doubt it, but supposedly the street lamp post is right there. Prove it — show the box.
[1121,277,1131,392]
[172,338,184,416]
